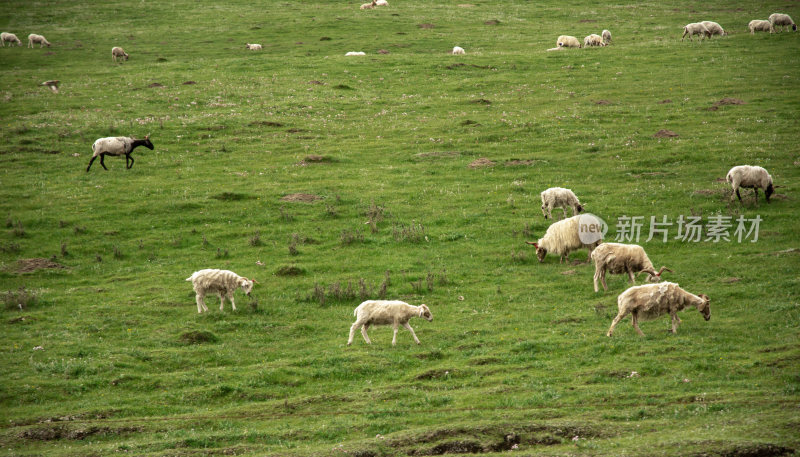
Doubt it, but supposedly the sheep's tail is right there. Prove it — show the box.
[725,170,733,183]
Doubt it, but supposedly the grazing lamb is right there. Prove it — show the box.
[27,33,51,48]
[607,282,710,337]
[681,23,711,41]
[602,29,612,44]
[186,269,256,313]
[591,243,672,293]
[348,300,433,346]
[769,13,796,32]
[726,165,774,204]
[86,134,154,171]
[111,46,128,63]
[749,19,774,34]
[1,32,22,46]
[360,0,377,10]
[526,214,602,263]
[557,35,581,48]
[345,51,366,56]
[245,43,262,51]
[584,34,606,47]
[540,187,583,220]
[700,21,726,37]
[451,46,465,55]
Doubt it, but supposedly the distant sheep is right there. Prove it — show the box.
[769,13,796,32]
[1,32,22,47]
[602,29,612,44]
[375,0,388,5]
[186,269,255,313]
[245,43,262,51]
[591,243,672,293]
[607,282,710,336]
[540,187,583,220]
[347,300,433,346]
[526,214,602,263]
[27,33,51,48]
[111,46,128,63]
[584,34,606,47]
[700,21,726,37]
[360,0,376,9]
[345,51,366,56]
[726,165,774,204]
[86,134,154,171]
[452,46,465,55]
[557,35,581,48]
[681,23,711,41]
[749,20,774,34]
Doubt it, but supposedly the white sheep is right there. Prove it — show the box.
[348,300,433,346]
[769,13,797,32]
[27,33,51,48]
[245,43,262,51]
[602,29,612,44]
[606,282,710,337]
[700,21,726,37]
[540,187,583,220]
[345,51,366,56]
[591,243,672,293]
[557,35,581,48]
[749,19,774,34]
[86,134,154,171]
[681,23,711,41]
[375,0,388,5]
[451,46,465,55]
[186,269,256,313]
[1,32,22,47]
[360,0,377,10]
[726,165,774,204]
[111,46,128,63]
[583,34,606,47]
[526,214,602,264]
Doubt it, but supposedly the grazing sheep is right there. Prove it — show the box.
[27,33,51,48]
[111,46,128,63]
[451,46,465,55]
[1,32,22,47]
[375,0,388,5]
[700,21,726,37]
[726,165,774,204]
[602,29,612,44]
[86,134,154,171]
[540,187,583,220]
[584,34,606,47]
[41,80,59,93]
[749,19,774,34]
[186,269,256,313]
[606,282,710,337]
[360,0,377,10]
[526,214,602,263]
[557,35,581,48]
[348,300,433,346]
[681,23,711,41]
[591,243,672,293]
[769,13,796,32]
[345,51,366,56]
[245,43,262,51]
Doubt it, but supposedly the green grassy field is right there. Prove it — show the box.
[1,1,799,456]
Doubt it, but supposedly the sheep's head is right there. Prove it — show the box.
[526,241,547,262]
[765,183,774,202]
[576,204,584,214]
[418,304,433,321]
[240,277,256,296]
[697,294,711,321]
[640,266,672,283]
[794,24,798,31]
[541,205,548,219]
[143,134,154,150]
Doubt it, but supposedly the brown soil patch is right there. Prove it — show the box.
[504,159,539,166]
[594,99,612,105]
[147,82,164,88]
[579,19,598,22]
[249,121,283,127]
[182,80,196,85]
[722,277,741,283]
[468,158,495,168]
[415,151,461,159]
[287,128,309,133]
[469,98,492,105]
[653,129,679,138]
[658,99,673,104]
[561,269,577,275]
[631,171,674,178]
[16,258,65,273]
[309,80,324,85]
[296,155,332,166]
[484,20,501,25]
[415,369,453,380]
[418,23,435,29]
[708,98,746,111]
[687,443,793,457]
[280,193,321,203]
[460,119,479,126]
[8,315,33,324]
[19,425,140,441]
[378,49,389,54]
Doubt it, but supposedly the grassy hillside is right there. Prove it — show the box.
[1,1,799,456]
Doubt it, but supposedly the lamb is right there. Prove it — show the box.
[451,46,465,55]
[681,23,711,41]
[591,243,672,293]
[602,29,612,44]
[360,0,377,10]
[726,165,774,204]
[583,34,606,47]
[700,21,726,37]
[557,35,581,48]
[606,282,710,336]
[27,33,51,48]
[526,214,602,263]
[186,269,256,313]
[749,20,774,34]
[1,32,22,46]
[245,43,262,51]
[540,187,583,220]
[769,13,797,32]
[111,46,128,63]
[348,300,433,346]
[86,134,154,171]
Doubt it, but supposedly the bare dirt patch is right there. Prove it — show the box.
[280,193,322,203]
[309,80,324,85]
[579,19,598,23]
[631,171,675,178]
[468,158,495,168]
[415,369,453,380]
[19,425,140,441]
[16,258,65,273]
[179,330,218,344]
[418,23,435,29]
[147,82,164,88]
[594,99,612,105]
[504,159,541,167]
[469,98,492,105]
[182,80,196,85]
[249,121,283,127]
[415,151,461,159]
[687,443,794,457]
[560,269,577,275]
[708,98,746,112]
[722,277,741,283]
[296,155,332,166]
[658,99,673,104]
[377,49,390,54]
[653,129,679,138]
[484,19,501,25]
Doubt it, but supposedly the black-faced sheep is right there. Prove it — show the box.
[607,282,710,337]
[186,269,256,313]
[769,13,797,32]
[348,300,433,346]
[726,165,774,204]
[591,243,672,292]
[86,134,154,171]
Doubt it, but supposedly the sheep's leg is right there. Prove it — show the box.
[606,311,627,336]
[99,153,109,170]
[126,153,134,169]
[86,155,98,172]
[403,322,421,344]
[753,188,759,204]
[735,188,742,202]
[632,312,645,336]
[347,321,361,345]
[670,313,679,333]
[561,207,568,220]
[361,323,372,344]
[196,293,205,313]
[218,293,225,311]
[229,293,236,311]
[593,268,601,293]
[627,268,636,284]
[391,323,399,346]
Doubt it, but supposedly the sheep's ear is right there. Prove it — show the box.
[146,132,150,139]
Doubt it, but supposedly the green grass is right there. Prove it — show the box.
[1,0,799,456]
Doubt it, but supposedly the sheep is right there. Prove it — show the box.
[769,13,797,32]
[348,300,433,346]
[111,46,128,63]
[41,80,59,93]
[700,21,726,37]
[1,32,22,47]
[583,34,606,47]
[557,35,581,48]
[681,23,711,41]
[86,134,154,171]
[526,214,602,264]
[451,46,465,55]
[360,0,376,10]
[375,0,388,5]
[602,29,612,44]
[749,19,774,34]
[591,243,672,293]
[186,269,256,313]
[606,282,710,337]
[27,33,51,48]
[245,43,262,51]
[540,187,583,220]
[345,51,366,56]
[726,165,774,204]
